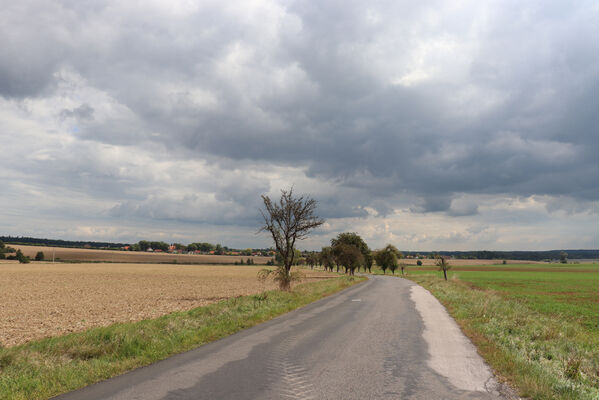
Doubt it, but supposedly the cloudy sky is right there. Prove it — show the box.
[1,0,599,251]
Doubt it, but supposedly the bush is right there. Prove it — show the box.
[35,251,45,261]
[16,250,30,264]
[0,252,5,260]
[416,260,422,266]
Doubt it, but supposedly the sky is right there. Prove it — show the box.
[1,0,599,251]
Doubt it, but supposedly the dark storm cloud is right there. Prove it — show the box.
[2,0,599,230]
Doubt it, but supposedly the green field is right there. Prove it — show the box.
[402,263,599,400]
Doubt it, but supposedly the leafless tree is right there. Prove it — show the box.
[436,255,451,281]
[399,262,407,276]
[258,188,324,290]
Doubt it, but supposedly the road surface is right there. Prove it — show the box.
[54,275,515,400]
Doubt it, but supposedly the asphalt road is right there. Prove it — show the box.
[54,275,514,400]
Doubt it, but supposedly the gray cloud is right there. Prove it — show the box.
[60,104,95,121]
[1,0,599,248]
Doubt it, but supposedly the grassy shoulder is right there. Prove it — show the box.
[406,273,599,400]
[0,275,365,400]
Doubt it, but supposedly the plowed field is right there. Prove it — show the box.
[0,263,335,346]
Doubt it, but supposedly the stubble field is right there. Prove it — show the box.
[9,244,272,264]
[0,263,334,347]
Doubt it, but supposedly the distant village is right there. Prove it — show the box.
[121,240,276,257]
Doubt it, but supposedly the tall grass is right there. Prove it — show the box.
[409,274,599,400]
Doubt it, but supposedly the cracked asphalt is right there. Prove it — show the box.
[53,275,515,400]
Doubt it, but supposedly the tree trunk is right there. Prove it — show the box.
[443,269,448,281]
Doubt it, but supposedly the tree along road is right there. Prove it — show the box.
[54,275,516,400]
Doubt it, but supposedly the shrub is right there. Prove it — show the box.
[416,260,422,266]
[16,250,30,264]
[35,251,45,261]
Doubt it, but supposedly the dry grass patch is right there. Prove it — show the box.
[0,263,335,346]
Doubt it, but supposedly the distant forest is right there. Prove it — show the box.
[2,235,599,261]
[0,236,128,250]
[404,250,599,261]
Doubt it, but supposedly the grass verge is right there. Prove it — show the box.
[407,274,599,400]
[0,275,365,400]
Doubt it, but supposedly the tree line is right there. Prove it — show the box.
[0,240,37,263]
[258,188,466,290]
[405,249,597,261]
[258,188,415,290]
[0,236,128,249]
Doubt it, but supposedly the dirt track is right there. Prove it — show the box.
[0,263,335,347]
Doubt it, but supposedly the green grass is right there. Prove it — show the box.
[0,276,365,400]
[400,264,599,400]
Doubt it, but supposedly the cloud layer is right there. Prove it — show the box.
[1,0,599,250]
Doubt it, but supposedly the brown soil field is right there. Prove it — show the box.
[0,263,336,347]
[10,244,272,264]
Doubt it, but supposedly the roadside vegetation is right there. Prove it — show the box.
[396,264,599,400]
[0,275,364,400]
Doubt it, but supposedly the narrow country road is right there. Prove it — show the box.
[54,275,514,400]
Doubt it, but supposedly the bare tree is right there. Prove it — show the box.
[258,188,324,290]
[436,255,451,281]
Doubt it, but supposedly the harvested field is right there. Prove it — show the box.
[0,263,336,347]
[10,244,272,264]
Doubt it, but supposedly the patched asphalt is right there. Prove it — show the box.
[53,275,515,400]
